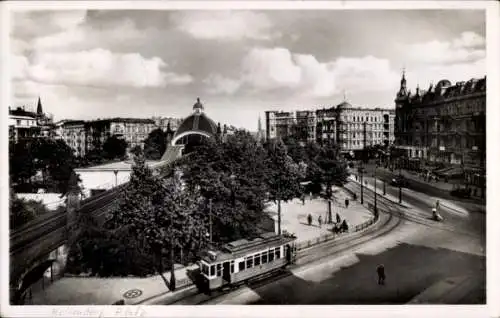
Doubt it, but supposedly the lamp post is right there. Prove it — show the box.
[359,164,364,204]
[208,198,213,244]
[373,167,377,214]
[398,157,402,204]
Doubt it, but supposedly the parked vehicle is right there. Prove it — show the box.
[197,232,297,293]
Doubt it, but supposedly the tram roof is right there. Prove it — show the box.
[201,232,296,264]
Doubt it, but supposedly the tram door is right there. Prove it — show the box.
[222,261,231,283]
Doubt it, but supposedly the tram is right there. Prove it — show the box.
[197,232,297,292]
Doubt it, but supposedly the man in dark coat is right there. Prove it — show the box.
[377,264,385,285]
[345,198,349,209]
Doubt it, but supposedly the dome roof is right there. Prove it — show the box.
[174,99,217,139]
[337,101,352,110]
[436,79,452,89]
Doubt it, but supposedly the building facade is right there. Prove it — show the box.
[265,102,395,153]
[8,98,54,142]
[84,118,156,153]
[54,120,87,157]
[394,73,486,191]
[152,116,183,132]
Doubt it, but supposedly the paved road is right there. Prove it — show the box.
[201,184,485,305]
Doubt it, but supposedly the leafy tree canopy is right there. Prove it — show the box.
[102,135,128,160]
[144,128,167,160]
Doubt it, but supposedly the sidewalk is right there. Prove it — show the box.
[30,263,197,305]
[265,186,373,244]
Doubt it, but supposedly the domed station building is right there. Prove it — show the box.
[170,98,218,146]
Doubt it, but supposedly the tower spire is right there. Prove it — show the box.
[343,90,347,102]
[36,96,43,115]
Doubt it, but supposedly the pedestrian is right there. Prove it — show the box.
[376,264,385,285]
[318,215,322,228]
[336,213,341,224]
[307,213,312,226]
[302,195,305,205]
[345,198,349,209]
[341,219,348,232]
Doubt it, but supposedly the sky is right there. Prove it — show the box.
[9,8,486,131]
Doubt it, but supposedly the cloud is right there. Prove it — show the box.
[14,49,192,88]
[173,11,278,41]
[242,47,302,90]
[203,74,242,95]
[406,31,485,65]
[208,47,399,98]
[12,10,87,38]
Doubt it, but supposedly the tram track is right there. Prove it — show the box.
[344,181,480,239]
[168,198,402,305]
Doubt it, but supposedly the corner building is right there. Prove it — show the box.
[265,102,395,154]
[394,72,486,192]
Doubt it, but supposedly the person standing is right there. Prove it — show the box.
[318,215,322,228]
[307,213,312,226]
[345,198,349,209]
[377,264,385,285]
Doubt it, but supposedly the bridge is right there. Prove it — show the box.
[9,146,184,303]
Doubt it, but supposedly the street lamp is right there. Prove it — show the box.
[373,167,377,214]
[208,198,213,244]
[398,157,402,204]
[359,164,364,204]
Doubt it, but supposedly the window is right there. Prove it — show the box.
[254,253,261,266]
[202,264,209,275]
[239,261,245,271]
[16,120,21,125]
[262,251,268,264]
[216,263,222,277]
[246,256,253,269]
[210,265,215,276]
[275,247,281,259]
[268,249,275,262]
[230,261,235,273]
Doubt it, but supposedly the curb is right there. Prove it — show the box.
[346,179,409,209]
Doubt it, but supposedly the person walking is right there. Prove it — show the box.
[318,215,322,228]
[345,198,349,209]
[336,213,341,224]
[377,264,386,285]
[307,213,312,226]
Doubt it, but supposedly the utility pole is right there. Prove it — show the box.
[360,165,364,204]
[208,198,212,243]
[374,167,377,213]
[398,157,402,204]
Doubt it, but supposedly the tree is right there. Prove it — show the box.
[107,153,207,290]
[181,130,271,242]
[10,138,78,193]
[143,128,167,160]
[309,143,349,223]
[264,139,303,235]
[9,189,55,230]
[102,135,127,160]
[9,140,37,188]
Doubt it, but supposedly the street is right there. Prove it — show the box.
[199,182,485,305]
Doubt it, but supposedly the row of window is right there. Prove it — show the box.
[241,247,281,272]
[202,247,282,278]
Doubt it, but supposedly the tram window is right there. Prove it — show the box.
[202,264,209,275]
[230,261,235,273]
[255,254,261,266]
[275,247,281,259]
[210,265,215,276]
[268,250,274,262]
[262,251,268,264]
[239,261,245,271]
[216,264,222,277]
[246,256,253,269]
